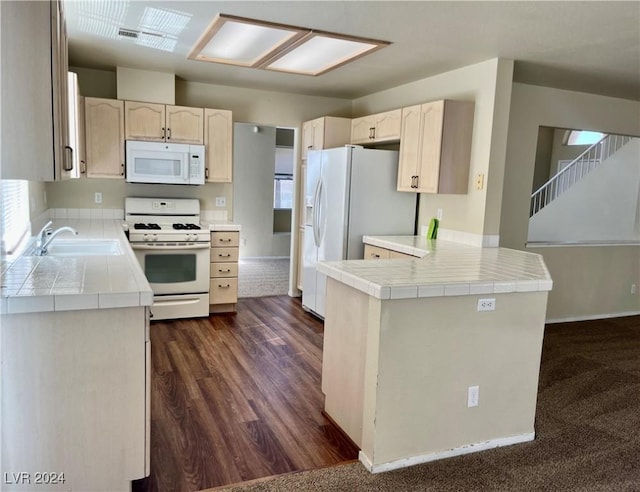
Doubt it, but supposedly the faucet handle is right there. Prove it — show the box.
[36,220,53,246]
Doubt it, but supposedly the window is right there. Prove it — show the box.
[1,180,30,255]
[274,175,293,209]
[565,130,605,146]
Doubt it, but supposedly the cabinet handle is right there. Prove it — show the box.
[64,146,74,171]
[167,128,171,140]
[219,238,232,242]
[218,284,230,288]
[218,253,232,257]
[219,268,231,273]
[121,163,125,176]
[415,175,419,189]
[369,127,375,139]
[372,254,380,258]
[371,127,376,139]
[161,127,165,139]
[412,176,417,188]
[307,145,313,149]
[80,160,86,175]
[205,168,209,179]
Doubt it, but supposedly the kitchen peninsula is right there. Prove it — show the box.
[319,235,552,473]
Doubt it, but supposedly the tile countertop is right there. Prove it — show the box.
[204,222,241,232]
[1,219,153,315]
[316,235,553,300]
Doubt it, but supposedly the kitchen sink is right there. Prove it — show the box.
[26,239,123,256]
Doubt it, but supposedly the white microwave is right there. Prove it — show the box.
[125,140,205,185]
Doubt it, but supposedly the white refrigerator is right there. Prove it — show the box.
[302,146,417,318]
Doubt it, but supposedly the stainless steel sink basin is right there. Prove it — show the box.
[26,239,122,256]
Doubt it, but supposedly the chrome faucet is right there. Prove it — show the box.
[35,222,79,256]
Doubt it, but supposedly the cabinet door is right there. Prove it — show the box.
[372,109,401,142]
[204,108,233,182]
[124,101,165,141]
[166,105,204,144]
[350,115,374,144]
[311,118,325,150]
[85,98,125,179]
[416,101,445,193]
[364,244,391,260]
[397,105,422,192]
[301,119,314,159]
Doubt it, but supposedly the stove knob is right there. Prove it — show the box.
[143,234,150,241]
[152,234,158,241]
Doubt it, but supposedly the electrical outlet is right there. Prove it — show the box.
[467,386,479,407]
[436,208,443,221]
[632,284,637,295]
[94,192,102,204]
[477,298,496,311]
[475,173,485,190]
[215,196,226,207]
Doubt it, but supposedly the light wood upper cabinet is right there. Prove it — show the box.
[1,0,70,181]
[165,105,204,143]
[124,101,165,141]
[350,109,401,145]
[397,100,474,194]
[301,116,351,159]
[204,108,233,182]
[85,97,125,179]
[125,102,204,144]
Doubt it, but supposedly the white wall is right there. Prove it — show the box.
[233,123,290,258]
[501,83,640,320]
[528,139,640,243]
[352,58,514,239]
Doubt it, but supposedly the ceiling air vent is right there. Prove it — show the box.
[118,28,139,39]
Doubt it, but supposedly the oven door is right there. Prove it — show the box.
[131,242,210,295]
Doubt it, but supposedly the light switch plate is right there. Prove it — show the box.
[215,197,226,207]
[475,174,485,190]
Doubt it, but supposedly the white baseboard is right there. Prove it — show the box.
[359,432,535,473]
[546,311,640,324]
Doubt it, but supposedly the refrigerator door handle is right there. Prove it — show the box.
[316,180,325,245]
[312,179,322,247]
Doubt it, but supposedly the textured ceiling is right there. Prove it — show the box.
[64,1,640,100]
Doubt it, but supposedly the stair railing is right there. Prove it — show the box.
[530,134,634,216]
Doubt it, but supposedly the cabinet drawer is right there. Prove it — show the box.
[211,231,239,247]
[210,262,238,278]
[364,244,391,260]
[210,278,238,304]
[210,246,239,262]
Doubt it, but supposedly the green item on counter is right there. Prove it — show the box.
[427,218,439,240]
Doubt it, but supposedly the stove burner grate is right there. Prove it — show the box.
[134,223,161,230]
[173,223,202,230]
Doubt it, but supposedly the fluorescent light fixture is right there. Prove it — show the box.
[189,14,389,76]
[265,34,382,75]
[189,14,306,67]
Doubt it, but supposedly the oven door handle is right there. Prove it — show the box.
[130,243,211,251]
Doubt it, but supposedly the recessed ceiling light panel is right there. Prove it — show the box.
[266,35,382,75]
[189,14,390,76]
[189,14,306,67]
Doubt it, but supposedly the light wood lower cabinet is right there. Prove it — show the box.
[210,231,239,312]
[364,243,415,260]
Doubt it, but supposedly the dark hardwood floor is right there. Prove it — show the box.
[149,296,359,492]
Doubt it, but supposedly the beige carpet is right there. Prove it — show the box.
[206,315,640,492]
[238,258,290,298]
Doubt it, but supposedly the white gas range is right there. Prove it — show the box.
[125,197,210,321]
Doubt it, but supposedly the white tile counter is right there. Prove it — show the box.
[316,235,553,300]
[0,219,153,314]
[204,222,241,232]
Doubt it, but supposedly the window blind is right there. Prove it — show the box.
[1,180,30,254]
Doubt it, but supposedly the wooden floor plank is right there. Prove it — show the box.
[149,296,359,491]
